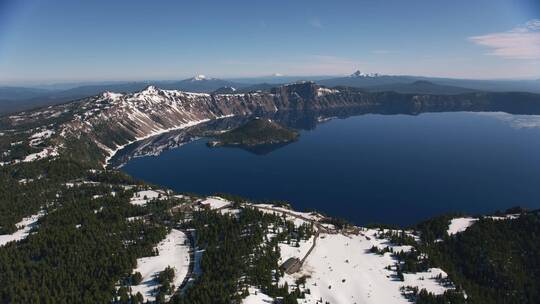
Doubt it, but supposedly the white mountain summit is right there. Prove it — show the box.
[350,70,381,78]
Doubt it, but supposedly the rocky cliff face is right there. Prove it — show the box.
[60,82,365,163]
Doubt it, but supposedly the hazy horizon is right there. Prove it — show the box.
[1,72,539,88]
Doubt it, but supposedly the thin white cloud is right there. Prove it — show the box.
[469,19,540,60]
[524,19,540,31]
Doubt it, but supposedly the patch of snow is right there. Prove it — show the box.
[130,229,190,302]
[251,203,324,226]
[127,216,144,222]
[447,217,478,235]
[192,74,207,81]
[200,196,231,210]
[403,268,450,295]
[317,87,340,97]
[0,211,45,247]
[350,70,381,78]
[242,287,274,304]
[219,208,242,216]
[23,146,59,162]
[278,235,314,263]
[29,129,54,146]
[102,91,124,100]
[130,189,166,206]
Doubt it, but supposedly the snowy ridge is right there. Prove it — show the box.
[57,85,285,166]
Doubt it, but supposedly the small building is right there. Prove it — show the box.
[280,257,301,274]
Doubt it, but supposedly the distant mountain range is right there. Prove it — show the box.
[1,71,539,114]
[365,80,478,95]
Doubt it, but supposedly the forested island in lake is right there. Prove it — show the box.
[207,118,299,148]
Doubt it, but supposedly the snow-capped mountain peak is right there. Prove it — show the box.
[142,85,159,93]
[191,74,209,81]
[350,70,381,78]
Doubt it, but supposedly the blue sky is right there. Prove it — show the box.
[0,0,539,84]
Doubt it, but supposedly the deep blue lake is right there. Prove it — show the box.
[121,112,540,226]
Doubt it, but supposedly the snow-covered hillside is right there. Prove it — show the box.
[249,203,456,304]
[130,229,191,302]
[1,82,355,166]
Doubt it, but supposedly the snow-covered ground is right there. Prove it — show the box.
[447,214,520,236]
[242,287,274,304]
[316,87,340,97]
[219,207,242,216]
[130,229,190,302]
[127,216,144,222]
[0,211,45,247]
[403,268,449,295]
[278,236,314,264]
[279,229,450,304]
[253,204,324,222]
[200,196,231,210]
[29,129,54,146]
[130,189,167,206]
[64,181,101,188]
[447,217,478,235]
[23,146,58,162]
[252,204,325,229]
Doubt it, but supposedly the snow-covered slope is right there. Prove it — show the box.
[130,229,190,302]
[279,231,451,304]
[3,82,347,166]
[447,217,478,235]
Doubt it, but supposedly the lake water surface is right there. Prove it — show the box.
[121,112,540,226]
